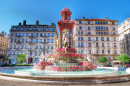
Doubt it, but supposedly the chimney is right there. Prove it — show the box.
[5,32,7,35]
[23,20,26,25]
[36,21,39,25]
[19,23,21,26]
[82,16,85,20]
[106,17,108,20]
[52,23,54,26]
[91,18,93,20]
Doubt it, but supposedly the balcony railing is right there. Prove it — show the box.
[16,35,22,38]
[29,36,36,38]
[16,41,22,44]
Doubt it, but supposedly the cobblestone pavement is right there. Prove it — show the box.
[0,79,130,86]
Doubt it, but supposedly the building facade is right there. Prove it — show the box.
[118,18,130,56]
[8,20,57,64]
[0,31,9,56]
[74,17,120,66]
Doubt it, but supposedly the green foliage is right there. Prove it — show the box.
[3,54,10,61]
[116,53,130,63]
[17,64,32,66]
[84,58,88,61]
[16,53,26,64]
[98,56,107,63]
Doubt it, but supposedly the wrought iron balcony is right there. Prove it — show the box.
[16,41,22,44]
[29,36,36,38]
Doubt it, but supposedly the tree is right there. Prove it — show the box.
[3,54,10,61]
[16,53,26,64]
[98,57,107,66]
[116,53,130,67]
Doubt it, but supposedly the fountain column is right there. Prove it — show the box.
[59,29,63,48]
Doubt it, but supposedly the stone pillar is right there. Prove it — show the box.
[59,29,63,48]
[69,29,72,48]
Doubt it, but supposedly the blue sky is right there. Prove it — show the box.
[0,0,130,34]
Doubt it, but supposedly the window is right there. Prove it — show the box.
[81,42,84,47]
[102,50,105,54]
[89,50,91,54]
[26,39,28,43]
[11,33,14,37]
[81,50,84,54]
[112,22,115,25]
[101,37,104,41]
[40,33,42,37]
[79,26,82,30]
[40,39,42,43]
[51,39,54,43]
[48,28,50,31]
[114,43,117,47]
[79,21,82,24]
[22,39,24,43]
[107,37,109,41]
[107,43,110,47]
[47,46,49,49]
[35,51,37,56]
[88,27,91,30]
[88,32,91,35]
[48,33,50,37]
[88,43,91,47]
[31,39,33,43]
[108,50,110,54]
[81,37,84,41]
[115,50,117,54]
[52,28,55,31]
[44,33,46,37]
[78,50,80,54]
[88,21,90,24]
[25,45,27,49]
[51,33,54,37]
[26,33,28,37]
[97,50,99,54]
[22,33,24,37]
[36,33,39,37]
[78,31,80,34]
[96,37,98,41]
[51,46,53,49]
[47,39,50,43]
[88,37,91,41]
[114,37,116,41]
[44,28,46,31]
[81,31,83,34]
[30,51,32,56]
[102,43,104,47]
[31,33,33,37]
[96,43,99,47]
[78,43,80,47]
[112,27,115,31]
[35,45,38,49]
[78,37,80,41]
[15,33,17,36]
[95,22,97,24]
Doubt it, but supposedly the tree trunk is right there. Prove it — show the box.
[103,62,105,67]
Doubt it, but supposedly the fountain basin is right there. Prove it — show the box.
[0,66,130,84]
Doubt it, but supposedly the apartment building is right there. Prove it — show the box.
[8,20,57,64]
[0,31,9,56]
[74,17,120,66]
[118,18,130,56]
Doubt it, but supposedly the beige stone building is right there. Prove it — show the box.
[8,20,58,64]
[0,31,9,56]
[118,18,130,56]
[74,17,120,66]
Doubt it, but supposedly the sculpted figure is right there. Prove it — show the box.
[63,32,69,48]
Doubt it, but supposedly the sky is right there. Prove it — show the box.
[0,0,130,34]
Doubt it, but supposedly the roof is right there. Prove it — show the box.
[60,6,72,15]
[75,18,118,22]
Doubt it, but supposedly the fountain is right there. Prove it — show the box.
[34,6,97,72]
[0,7,130,84]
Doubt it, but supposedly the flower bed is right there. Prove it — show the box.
[45,65,97,71]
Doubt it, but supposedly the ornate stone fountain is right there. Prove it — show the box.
[34,7,97,71]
